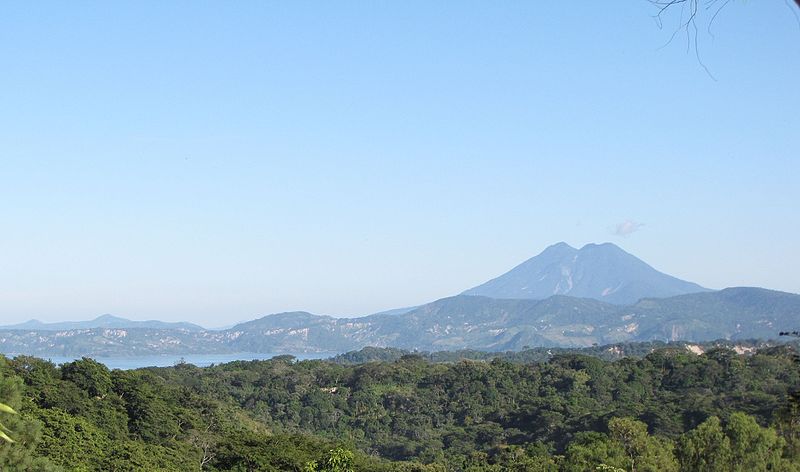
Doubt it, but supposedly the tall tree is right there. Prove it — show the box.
[677,416,732,472]
[0,368,57,471]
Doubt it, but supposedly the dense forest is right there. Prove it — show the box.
[1,342,799,471]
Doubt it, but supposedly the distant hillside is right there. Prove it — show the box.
[0,244,794,357]
[354,295,620,350]
[615,287,800,342]
[0,314,204,332]
[462,242,709,304]
[3,287,797,356]
[225,311,356,353]
[346,288,799,350]
[0,327,232,357]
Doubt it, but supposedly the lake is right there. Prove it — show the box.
[38,352,339,370]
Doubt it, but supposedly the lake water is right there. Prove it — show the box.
[38,352,339,370]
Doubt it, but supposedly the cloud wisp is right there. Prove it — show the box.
[614,220,644,237]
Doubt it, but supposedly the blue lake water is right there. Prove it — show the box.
[37,352,338,370]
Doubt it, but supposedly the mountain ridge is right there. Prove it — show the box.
[2,243,795,357]
[0,314,205,332]
[462,242,710,304]
[2,287,797,357]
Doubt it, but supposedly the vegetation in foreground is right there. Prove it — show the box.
[0,342,799,471]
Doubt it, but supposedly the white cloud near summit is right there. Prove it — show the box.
[614,220,644,237]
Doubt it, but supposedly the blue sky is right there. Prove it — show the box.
[1,2,798,325]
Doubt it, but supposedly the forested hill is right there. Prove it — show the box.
[2,287,798,356]
[2,344,800,470]
[328,339,781,365]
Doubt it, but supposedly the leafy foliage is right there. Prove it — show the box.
[0,343,799,470]
[0,401,17,443]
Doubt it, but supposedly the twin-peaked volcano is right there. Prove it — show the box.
[6,242,793,357]
[462,242,709,305]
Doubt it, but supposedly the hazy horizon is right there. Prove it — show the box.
[2,2,798,325]
[2,239,796,327]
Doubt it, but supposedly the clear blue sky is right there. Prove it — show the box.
[1,2,798,326]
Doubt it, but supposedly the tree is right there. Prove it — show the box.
[563,431,628,472]
[648,0,800,79]
[61,358,112,399]
[650,0,800,35]
[562,418,679,472]
[605,418,678,472]
[33,407,110,470]
[305,448,356,472]
[0,369,57,471]
[779,331,800,459]
[608,417,648,472]
[0,402,16,443]
[677,412,797,472]
[725,412,789,472]
[677,416,732,472]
